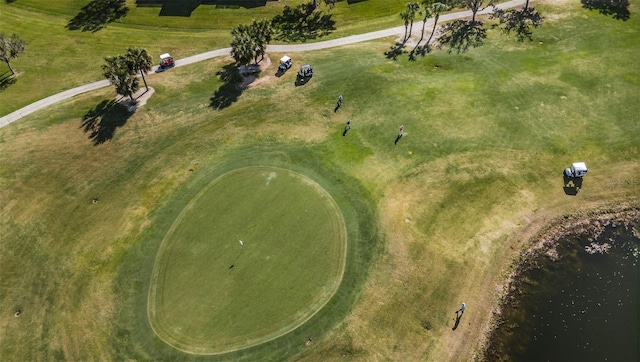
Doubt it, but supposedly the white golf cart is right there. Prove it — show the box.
[564,162,588,178]
[278,55,292,71]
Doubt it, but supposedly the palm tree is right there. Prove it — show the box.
[102,55,139,101]
[250,19,272,63]
[126,47,152,91]
[424,2,450,50]
[399,10,411,43]
[406,2,421,40]
[230,25,255,65]
[410,1,449,58]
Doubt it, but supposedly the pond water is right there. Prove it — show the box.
[493,222,639,361]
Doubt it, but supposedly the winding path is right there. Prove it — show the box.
[0,0,526,128]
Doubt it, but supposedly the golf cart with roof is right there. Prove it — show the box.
[279,55,292,71]
[564,162,588,178]
[297,64,313,78]
[156,53,175,73]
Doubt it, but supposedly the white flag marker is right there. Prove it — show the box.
[239,240,243,246]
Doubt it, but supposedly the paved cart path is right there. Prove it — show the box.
[0,0,526,128]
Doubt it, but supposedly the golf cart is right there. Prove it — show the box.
[156,53,175,72]
[297,64,313,78]
[564,162,588,178]
[278,55,292,71]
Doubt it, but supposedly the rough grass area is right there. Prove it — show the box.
[149,166,347,354]
[0,0,638,360]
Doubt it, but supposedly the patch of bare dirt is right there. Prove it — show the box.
[239,55,274,89]
[115,87,155,112]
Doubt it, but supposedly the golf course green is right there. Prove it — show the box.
[148,166,347,354]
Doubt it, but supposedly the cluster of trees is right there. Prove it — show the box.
[391,0,545,60]
[101,48,152,102]
[230,1,336,66]
[0,33,27,76]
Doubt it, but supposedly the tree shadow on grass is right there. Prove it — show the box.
[385,42,407,60]
[67,0,129,32]
[210,64,244,110]
[272,2,336,42]
[81,100,132,145]
[0,73,16,92]
[438,20,487,54]
[581,0,630,20]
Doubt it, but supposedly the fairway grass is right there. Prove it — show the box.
[0,0,638,360]
[148,166,347,354]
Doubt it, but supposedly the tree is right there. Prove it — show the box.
[399,10,411,44]
[230,20,273,66]
[230,25,256,66]
[102,55,139,101]
[462,0,494,23]
[250,19,272,63]
[0,33,26,76]
[125,47,152,91]
[406,2,422,42]
[411,0,450,58]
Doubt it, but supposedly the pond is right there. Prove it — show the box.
[487,220,639,361]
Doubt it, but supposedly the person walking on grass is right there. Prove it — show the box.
[457,302,466,314]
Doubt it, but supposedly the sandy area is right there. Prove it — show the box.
[115,87,155,112]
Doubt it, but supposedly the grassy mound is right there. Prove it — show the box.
[148,166,347,354]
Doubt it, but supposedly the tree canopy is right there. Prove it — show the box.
[125,47,153,91]
[230,19,272,66]
[102,54,139,101]
[0,33,27,76]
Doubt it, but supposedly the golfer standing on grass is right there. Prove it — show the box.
[457,302,466,314]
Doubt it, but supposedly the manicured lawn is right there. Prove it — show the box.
[0,0,638,360]
[0,0,407,116]
[149,166,347,354]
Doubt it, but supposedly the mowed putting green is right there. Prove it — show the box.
[147,166,347,354]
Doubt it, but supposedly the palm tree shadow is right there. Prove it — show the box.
[385,42,407,60]
[67,0,129,32]
[81,100,132,145]
[210,64,244,110]
[581,0,630,20]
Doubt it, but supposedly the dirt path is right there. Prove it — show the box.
[0,0,528,128]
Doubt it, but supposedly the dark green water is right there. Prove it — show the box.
[491,222,639,361]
